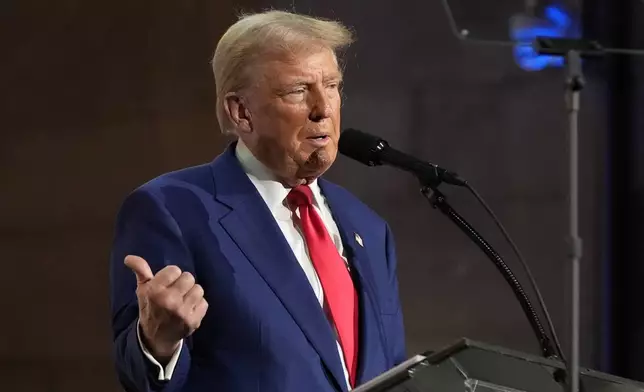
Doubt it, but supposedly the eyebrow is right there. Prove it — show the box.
[323,73,343,82]
[273,73,343,91]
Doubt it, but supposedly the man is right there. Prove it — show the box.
[109,10,406,392]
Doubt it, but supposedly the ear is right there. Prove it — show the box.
[223,92,253,134]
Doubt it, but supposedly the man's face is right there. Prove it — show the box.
[236,46,343,185]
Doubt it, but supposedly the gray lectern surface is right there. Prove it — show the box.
[353,339,644,392]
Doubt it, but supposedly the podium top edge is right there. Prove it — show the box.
[423,337,644,388]
[423,337,564,369]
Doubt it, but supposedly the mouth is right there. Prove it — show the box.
[305,134,331,146]
[307,135,329,141]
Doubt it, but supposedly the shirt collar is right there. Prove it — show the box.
[235,139,324,211]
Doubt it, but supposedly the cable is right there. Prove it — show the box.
[465,183,566,362]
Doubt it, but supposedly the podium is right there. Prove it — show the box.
[353,339,644,392]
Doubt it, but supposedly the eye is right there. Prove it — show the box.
[284,84,307,95]
[281,87,307,103]
[326,80,343,92]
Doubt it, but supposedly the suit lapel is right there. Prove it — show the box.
[210,144,348,391]
[319,180,388,385]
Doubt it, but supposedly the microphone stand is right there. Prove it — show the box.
[534,37,604,392]
[564,48,583,392]
[419,185,560,363]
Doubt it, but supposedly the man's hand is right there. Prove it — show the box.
[124,255,208,362]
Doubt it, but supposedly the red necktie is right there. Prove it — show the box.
[287,185,359,387]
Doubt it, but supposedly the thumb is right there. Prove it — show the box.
[124,255,154,285]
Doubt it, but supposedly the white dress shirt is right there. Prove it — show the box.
[139,140,352,389]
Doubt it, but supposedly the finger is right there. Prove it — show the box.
[168,272,196,296]
[190,299,209,329]
[152,265,183,287]
[194,299,209,318]
[183,283,204,307]
[124,255,154,285]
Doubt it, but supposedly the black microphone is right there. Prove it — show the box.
[338,128,466,187]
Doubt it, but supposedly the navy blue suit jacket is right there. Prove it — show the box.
[109,143,406,392]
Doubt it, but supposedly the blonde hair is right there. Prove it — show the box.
[212,10,355,133]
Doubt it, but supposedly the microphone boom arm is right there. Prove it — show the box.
[421,185,559,361]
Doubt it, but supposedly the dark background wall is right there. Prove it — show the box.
[599,0,644,381]
[1,0,617,391]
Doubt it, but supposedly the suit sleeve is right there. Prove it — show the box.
[109,187,193,392]
[384,223,407,365]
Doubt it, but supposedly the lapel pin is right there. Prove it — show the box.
[354,232,363,247]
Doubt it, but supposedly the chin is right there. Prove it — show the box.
[297,148,336,178]
[315,147,338,166]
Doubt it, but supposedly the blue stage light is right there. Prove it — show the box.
[511,4,580,71]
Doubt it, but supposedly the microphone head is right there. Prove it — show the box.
[338,128,388,166]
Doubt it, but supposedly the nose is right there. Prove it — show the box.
[308,87,333,123]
